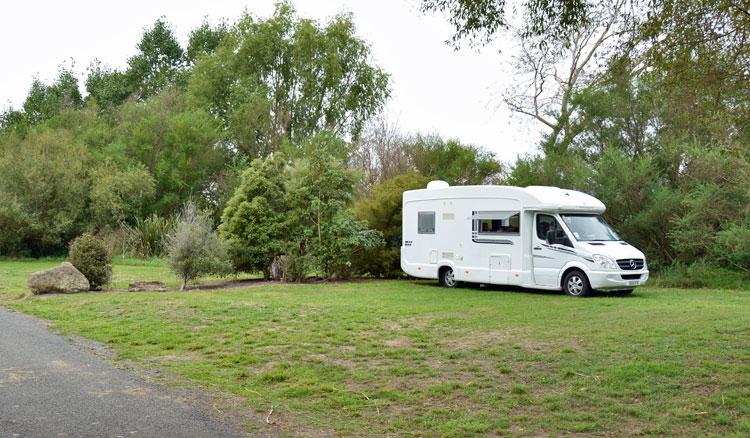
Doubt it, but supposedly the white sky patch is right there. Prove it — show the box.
[0,0,543,163]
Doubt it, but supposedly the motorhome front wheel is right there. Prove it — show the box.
[563,270,592,297]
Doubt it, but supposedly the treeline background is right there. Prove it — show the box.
[1,1,748,285]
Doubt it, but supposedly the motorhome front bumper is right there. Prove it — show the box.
[587,270,649,291]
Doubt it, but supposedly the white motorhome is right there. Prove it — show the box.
[401,181,649,296]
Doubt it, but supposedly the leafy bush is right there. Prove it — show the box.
[650,262,750,290]
[89,161,155,227]
[276,254,306,282]
[68,233,112,290]
[712,221,750,272]
[165,203,232,290]
[220,135,383,281]
[219,155,288,278]
[0,191,38,256]
[285,137,383,280]
[0,127,89,256]
[353,173,430,277]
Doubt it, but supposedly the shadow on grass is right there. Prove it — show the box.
[409,279,644,299]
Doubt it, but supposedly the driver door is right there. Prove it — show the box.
[532,214,572,287]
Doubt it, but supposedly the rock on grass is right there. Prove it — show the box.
[28,262,90,294]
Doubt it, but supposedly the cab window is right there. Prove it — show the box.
[536,214,572,247]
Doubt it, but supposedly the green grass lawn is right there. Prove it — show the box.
[2,272,749,436]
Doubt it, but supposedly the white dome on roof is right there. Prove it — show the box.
[426,180,449,189]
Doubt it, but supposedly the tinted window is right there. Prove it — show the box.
[418,211,435,234]
[536,214,573,247]
[473,211,520,235]
[536,214,558,240]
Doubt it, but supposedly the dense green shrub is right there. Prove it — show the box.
[0,191,38,256]
[219,155,288,278]
[220,134,383,281]
[0,127,89,256]
[353,173,430,277]
[89,161,155,227]
[285,136,383,280]
[650,262,750,290]
[165,203,232,290]
[712,221,750,272]
[68,233,112,290]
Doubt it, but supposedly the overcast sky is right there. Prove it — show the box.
[0,0,542,162]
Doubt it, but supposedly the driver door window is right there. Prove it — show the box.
[536,214,572,247]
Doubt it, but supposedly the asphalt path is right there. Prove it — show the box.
[0,307,244,437]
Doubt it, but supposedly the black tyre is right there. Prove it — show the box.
[562,270,592,297]
[440,267,459,288]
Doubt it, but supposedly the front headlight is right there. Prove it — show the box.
[592,254,618,270]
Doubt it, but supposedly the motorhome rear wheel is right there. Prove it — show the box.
[439,266,458,288]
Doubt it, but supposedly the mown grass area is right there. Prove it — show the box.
[3,279,749,436]
[0,257,236,298]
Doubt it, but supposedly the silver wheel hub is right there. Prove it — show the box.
[444,270,456,287]
[567,275,583,295]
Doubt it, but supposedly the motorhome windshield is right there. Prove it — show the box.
[560,214,620,241]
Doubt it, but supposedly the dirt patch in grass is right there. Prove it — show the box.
[148,354,203,363]
[305,353,358,370]
[443,328,518,349]
[383,337,413,348]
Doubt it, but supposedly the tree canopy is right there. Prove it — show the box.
[420,0,590,45]
[189,3,390,159]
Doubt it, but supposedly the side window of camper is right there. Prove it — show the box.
[472,211,520,234]
[418,211,435,234]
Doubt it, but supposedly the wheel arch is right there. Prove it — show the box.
[437,263,458,287]
[438,259,457,269]
[558,262,590,289]
[438,263,456,277]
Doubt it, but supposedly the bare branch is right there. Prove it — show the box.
[503,0,628,147]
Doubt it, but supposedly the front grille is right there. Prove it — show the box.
[617,258,644,270]
[621,274,641,280]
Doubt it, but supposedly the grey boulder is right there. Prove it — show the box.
[28,262,90,294]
